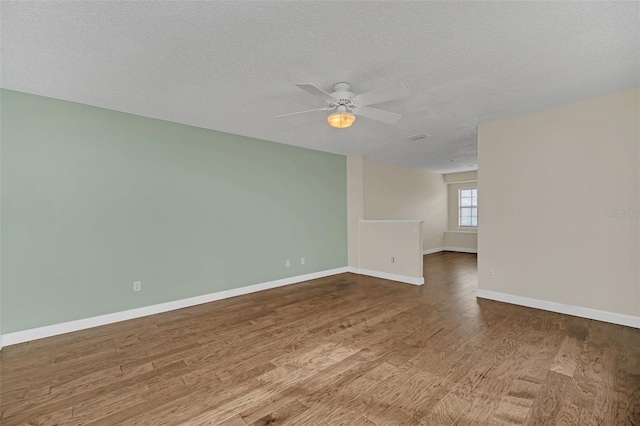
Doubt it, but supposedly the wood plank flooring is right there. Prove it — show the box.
[1,252,639,425]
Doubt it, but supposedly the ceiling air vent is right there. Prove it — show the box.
[406,133,427,141]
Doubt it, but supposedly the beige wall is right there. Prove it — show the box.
[443,171,478,184]
[359,220,424,283]
[478,88,640,318]
[444,232,477,252]
[363,160,447,252]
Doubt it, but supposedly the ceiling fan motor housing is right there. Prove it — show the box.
[330,82,356,105]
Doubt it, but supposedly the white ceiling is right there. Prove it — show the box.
[2,1,638,173]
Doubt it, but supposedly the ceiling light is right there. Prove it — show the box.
[327,112,355,129]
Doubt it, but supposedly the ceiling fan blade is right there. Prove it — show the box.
[354,106,402,124]
[295,84,336,102]
[275,107,333,118]
[354,83,409,106]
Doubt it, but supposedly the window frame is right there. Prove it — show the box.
[458,188,478,228]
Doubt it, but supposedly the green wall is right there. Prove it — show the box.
[0,90,347,334]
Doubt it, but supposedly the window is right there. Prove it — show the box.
[459,188,478,227]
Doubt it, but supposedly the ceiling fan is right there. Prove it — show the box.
[276,82,409,128]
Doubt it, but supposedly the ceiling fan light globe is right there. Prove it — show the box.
[327,112,355,129]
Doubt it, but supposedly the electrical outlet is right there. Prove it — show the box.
[488,269,495,278]
[285,260,290,268]
[301,257,305,265]
[133,281,141,292]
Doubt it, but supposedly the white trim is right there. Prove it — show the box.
[476,289,640,329]
[423,247,445,255]
[359,219,424,223]
[348,267,424,286]
[444,246,478,253]
[423,247,478,255]
[444,230,478,234]
[444,246,477,253]
[0,335,3,351]
[1,267,350,347]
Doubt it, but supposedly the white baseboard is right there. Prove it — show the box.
[444,246,477,253]
[422,247,444,255]
[348,267,424,286]
[476,289,640,329]
[422,247,477,255]
[1,267,350,348]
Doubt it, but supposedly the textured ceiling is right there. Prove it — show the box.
[2,1,638,173]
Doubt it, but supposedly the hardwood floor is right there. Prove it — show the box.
[1,252,639,425]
